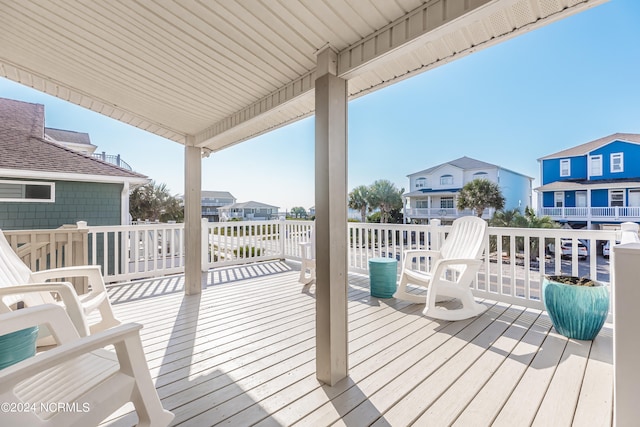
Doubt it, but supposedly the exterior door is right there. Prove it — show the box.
[629,189,640,207]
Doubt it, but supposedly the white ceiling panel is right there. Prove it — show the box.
[0,0,608,153]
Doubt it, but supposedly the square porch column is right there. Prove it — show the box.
[185,137,204,295]
[315,46,348,386]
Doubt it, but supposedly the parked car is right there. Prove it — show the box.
[603,241,619,258]
[547,239,588,260]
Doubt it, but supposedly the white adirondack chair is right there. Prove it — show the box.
[394,216,488,321]
[298,223,316,284]
[0,304,174,427]
[0,229,119,342]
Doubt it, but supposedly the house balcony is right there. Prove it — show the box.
[539,206,640,223]
[406,207,495,221]
[6,219,633,426]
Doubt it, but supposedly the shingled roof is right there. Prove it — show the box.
[44,127,92,146]
[538,133,640,160]
[0,97,147,181]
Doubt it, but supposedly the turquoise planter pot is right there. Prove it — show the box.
[542,276,609,340]
[0,326,39,370]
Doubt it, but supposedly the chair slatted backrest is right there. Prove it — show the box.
[0,230,38,307]
[0,230,33,286]
[439,216,488,261]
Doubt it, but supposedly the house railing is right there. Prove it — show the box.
[406,207,494,219]
[10,220,625,312]
[3,223,89,293]
[540,206,640,220]
[91,152,133,171]
[346,221,618,310]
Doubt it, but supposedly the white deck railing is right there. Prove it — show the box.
[347,221,617,310]
[78,219,621,312]
[87,223,185,283]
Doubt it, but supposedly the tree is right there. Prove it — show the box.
[457,179,505,217]
[290,206,307,219]
[367,179,404,224]
[490,207,557,259]
[348,185,370,222]
[129,181,183,222]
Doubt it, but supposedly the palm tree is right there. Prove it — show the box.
[130,181,183,222]
[457,178,505,217]
[348,185,370,222]
[367,179,404,223]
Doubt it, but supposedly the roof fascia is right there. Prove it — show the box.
[0,168,149,185]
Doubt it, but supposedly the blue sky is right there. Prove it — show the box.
[1,0,639,212]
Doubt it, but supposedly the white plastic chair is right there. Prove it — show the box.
[298,223,316,284]
[394,216,488,321]
[0,304,174,427]
[0,229,119,341]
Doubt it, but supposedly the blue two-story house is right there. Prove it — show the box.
[536,133,640,229]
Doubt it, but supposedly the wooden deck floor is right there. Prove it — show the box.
[99,261,612,427]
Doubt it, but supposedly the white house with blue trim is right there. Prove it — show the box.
[536,133,640,229]
[403,156,533,223]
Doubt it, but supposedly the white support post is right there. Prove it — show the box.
[201,218,209,269]
[315,45,348,386]
[184,137,204,295]
[120,182,130,225]
[613,237,640,426]
[279,217,286,259]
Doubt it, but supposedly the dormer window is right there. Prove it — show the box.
[440,174,453,186]
[415,177,427,188]
[611,153,623,173]
[560,159,570,177]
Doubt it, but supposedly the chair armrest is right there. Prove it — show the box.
[0,304,80,344]
[0,321,143,394]
[401,249,441,270]
[31,265,107,296]
[0,283,89,337]
[430,258,483,283]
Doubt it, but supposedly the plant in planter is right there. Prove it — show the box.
[542,275,609,340]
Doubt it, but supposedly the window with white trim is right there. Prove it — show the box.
[560,159,570,177]
[554,192,564,208]
[610,190,624,207]
[0,180,55,202]
[440,197,454,209]
[473,172,488,179]
[440,174,453,186]
[589,155,603,176]
[415,177,427,188]
[611,153,624,173]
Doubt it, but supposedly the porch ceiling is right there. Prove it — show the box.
[0,0,606,153]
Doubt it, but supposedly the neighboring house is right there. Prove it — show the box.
[218,201,279,221]
[403,156,533,223]
[201,191,236,222]
[0,97,148,230]
[44,127,97,155]
[536,133,640,229]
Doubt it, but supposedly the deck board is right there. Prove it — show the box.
[97,261,612,427]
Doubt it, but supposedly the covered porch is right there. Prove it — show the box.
[99,260,612,426]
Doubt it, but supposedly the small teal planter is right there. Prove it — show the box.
[0,326,39,370]
[543,276,609,340]
[369,257,398,298]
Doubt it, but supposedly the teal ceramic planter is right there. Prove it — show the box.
[0,326,39,370]
[542,276,609,340]
[369,257,398,298]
